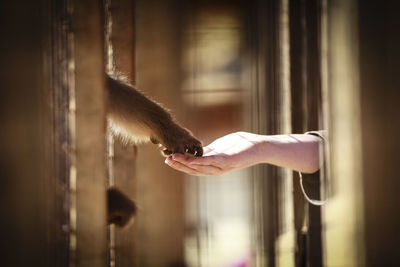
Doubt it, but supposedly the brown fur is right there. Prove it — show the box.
[106,75,203,156]
[106,75,202,227]
[107,187,137,228]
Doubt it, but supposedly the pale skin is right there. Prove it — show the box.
[165,131,322,176]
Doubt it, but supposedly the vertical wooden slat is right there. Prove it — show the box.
[322,0,365,266]
[275,0,297,266]
[358,1,400,266]
[71,1,108,266]
[245,0,281,266]
[0,0,54,266]
[49,0,71,265]
[289,1,324,266]
[113,144,137,267]
[105,0,138,266]
[243,2,268,265]
[304,1,323,267]
[135,0,186,265]
[288,0,308,266]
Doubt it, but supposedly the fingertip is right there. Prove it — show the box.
[165,155,172,164]
[203,147,213,154]
[172,153,186,162]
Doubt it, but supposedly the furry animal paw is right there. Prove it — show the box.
[151,126,203,157]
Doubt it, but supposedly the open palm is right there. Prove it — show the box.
[165,132,266,176]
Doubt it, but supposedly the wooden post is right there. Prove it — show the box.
[289,0,324,266]
[322,0,365,266]
[108,1,138,266]
[357,0,400,266]
[304,1,323,266]
[0,1,54,266]
[135,0,186,265]
[71,1,108,266]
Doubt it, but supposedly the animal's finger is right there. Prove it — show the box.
[162,149,173,156]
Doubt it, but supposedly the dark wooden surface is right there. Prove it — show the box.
[289,0,323,266]
[107,0,138,266]
[359,1,400,266]
[0,0,59,266]
[72,1,108,266]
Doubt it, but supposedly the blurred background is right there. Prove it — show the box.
[0,0,400,267]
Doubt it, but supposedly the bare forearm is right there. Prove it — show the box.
[165,132,322,176]
[257,134,321,173]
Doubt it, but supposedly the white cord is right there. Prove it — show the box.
[299,171,327,206]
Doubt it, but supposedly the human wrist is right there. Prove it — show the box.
[252,134,275,165]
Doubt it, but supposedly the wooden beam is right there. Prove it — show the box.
[0,0,54,266]
[105,0,138,266]
[71,1,108,266]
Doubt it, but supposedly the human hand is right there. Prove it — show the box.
[164,132,267,176]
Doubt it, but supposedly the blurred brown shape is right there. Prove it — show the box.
[107,187,137,227]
